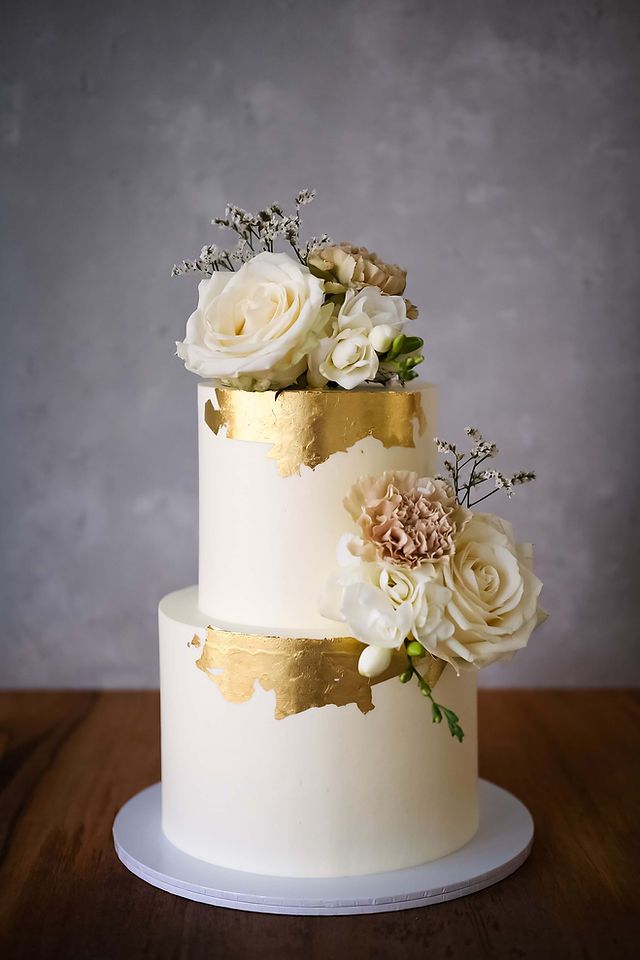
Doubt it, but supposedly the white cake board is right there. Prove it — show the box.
[112,780,533,915]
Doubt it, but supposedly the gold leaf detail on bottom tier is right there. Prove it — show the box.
[194,627,446,719]
[204,386,427,477]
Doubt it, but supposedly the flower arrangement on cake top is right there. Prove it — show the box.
[173,190,424,390]
[321,428,546,740]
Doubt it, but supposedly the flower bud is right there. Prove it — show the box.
[358,645,393,678]
[406,640,426,658]
[369,323,396,354]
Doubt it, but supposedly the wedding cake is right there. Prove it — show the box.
[159,191,544,879]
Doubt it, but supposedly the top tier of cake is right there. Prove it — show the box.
[197,381,438,636]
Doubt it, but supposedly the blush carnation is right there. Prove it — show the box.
[345,471,470,568]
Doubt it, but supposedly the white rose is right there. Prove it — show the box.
[440,513,545,668]
[176,252,328,390]
[308,327,379,389]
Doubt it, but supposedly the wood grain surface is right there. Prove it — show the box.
[0,690,638,959]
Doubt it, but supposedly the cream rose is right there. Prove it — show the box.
[176,251,328,389]
[439,513,545,668]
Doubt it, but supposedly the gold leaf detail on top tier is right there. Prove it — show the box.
[194,627,446,720]
[204,387,427,477]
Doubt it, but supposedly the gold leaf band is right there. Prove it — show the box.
[194,626,446,720]
[204,386,427,477]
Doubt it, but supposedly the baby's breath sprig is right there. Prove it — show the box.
[435,426,536,507]
[399,640,464,741]
[305,233,332,258]
[171,189,324,276]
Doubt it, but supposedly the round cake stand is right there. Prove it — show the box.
[112,780,533,915]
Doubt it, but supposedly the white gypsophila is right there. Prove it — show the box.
[176,251,329,390]
[307,286,407,389]
[438,513,545,669]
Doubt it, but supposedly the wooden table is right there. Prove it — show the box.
[0,691,638,959]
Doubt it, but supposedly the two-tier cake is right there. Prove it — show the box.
[158,191,545,880]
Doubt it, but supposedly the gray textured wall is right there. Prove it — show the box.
[2,0,639,687]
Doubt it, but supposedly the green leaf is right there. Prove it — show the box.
[399,354,424,371]
[385,334,407,361]
[442,707,464,741]
[399,335,424,354]
[449,721,464,743]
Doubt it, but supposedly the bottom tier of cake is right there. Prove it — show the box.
[159,586,479,879]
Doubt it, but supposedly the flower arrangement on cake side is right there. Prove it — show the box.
[174,188,546,737]
[321,428,546,740]
[173,190,424,390]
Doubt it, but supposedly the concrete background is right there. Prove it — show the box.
[1,0,639,687]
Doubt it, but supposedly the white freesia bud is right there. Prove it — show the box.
[358,645,393,678]
[369,323,395,353]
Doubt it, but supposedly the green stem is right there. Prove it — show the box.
[468,487,499,508]
[464,453,490,506]
[452,453,462,501]
[290,241,305,264]
[403,650,464,742]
